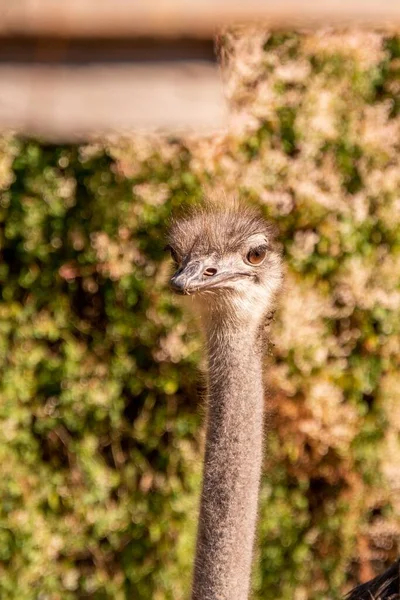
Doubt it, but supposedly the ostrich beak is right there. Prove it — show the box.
[170,260,206,295]
[170,259,250,295]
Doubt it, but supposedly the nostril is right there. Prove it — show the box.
[203,267,217,277]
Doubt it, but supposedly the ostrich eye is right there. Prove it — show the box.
[165,245,180,266]
[246,246,267,265]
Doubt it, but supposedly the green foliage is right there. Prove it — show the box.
[0,140,202,599]
[1,29,400,599]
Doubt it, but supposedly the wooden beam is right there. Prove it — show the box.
[0,62,227,140]
[0,37,226,138]
[0,0,399,39]
[0,37,216,64]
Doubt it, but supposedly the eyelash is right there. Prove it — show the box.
[245,245,268,265]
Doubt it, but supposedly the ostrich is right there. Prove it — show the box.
[166,197,399,600]
[346,559,400,599]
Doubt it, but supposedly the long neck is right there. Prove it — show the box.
[191,318,265,600]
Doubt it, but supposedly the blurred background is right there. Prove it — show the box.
[0,3,400,600]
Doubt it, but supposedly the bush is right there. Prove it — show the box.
[0,29,400,599]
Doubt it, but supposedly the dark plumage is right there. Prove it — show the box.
[346,560,400,600]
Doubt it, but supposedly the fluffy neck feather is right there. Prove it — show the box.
[191,316,265,600]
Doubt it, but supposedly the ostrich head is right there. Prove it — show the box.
[167,198,282,327]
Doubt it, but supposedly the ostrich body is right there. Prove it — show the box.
[346,559,400,599]
[167,198,399,600]
[168,199,282,600]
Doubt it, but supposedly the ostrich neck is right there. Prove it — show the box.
[191,318,265,600]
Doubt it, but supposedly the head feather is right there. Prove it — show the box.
[167,192,277,260]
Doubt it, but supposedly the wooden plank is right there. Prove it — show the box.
[0,62,227,140]
[0,37,216,64]
[0,0,399,39]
